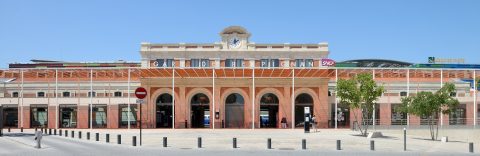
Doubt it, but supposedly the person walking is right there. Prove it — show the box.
[281,117,287,128]
[311,115,317,132]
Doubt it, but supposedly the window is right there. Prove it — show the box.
[114,91,122,97]
[191,59,199,67]
[226,59,234,67]
[191,59,209,67]
[226,59,244,67]
[37,92,45,98]
[89,104,107,128]
[260,59,269,67]
[62,92,70,97]
[391,104,407,125]
[31,105,48,128]
[155,59,175,67]
[328,91,332,97]
[260,59,279,68]
[305,59,314,67]
[59,105,77,128]
[450,92,457,97]
[12,92,19,98]
[200,59,210,67]
[270,59,279,67]
[88,91,96,97]
[400,91,407,96]
[449,104,466,125]
[119,105,138,128]
[295,59,305,67]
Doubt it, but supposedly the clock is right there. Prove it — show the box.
[229,37,241,49]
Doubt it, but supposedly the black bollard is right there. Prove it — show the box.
[302,139,306,150]
[470,142,474,153]
[87,132,90,140]
[8,127,10,132]
[71,130,74,138]
[59,129,62,136]
[185,120,188,128]
[163,137,167,147]
[21,127,23,132]
[95,133,99,141]
[267,138,272,149]
[54,129,57,135]
[106,134,110,143]
[132,136,137,146]
[65,130,68,137]
[117,135,121,144]
[198,137,202,148]
[79,131,82,139]
[337,140,341,150]
[370,140,375,151]
[35,127,37,132]
[49,129,51,135]
[222,120,225,128]
[233,138,237,148]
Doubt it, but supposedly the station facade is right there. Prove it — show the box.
[0,26,479,129]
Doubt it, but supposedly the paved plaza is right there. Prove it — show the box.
[0,128,479,156]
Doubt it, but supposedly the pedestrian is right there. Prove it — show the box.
[311,115,317,132]
[281,117,287,128]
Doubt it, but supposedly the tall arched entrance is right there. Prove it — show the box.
[190,93,210,128]
[156,93,173,128]
[295,93,314,127]
[260,93,279,128]
[225,93,245,128]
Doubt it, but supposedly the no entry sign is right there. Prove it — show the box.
[135,87,147,99]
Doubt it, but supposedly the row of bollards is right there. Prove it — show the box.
[41,129,138,147]
[3,128,475,153]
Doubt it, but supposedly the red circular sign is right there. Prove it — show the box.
[135,87,147,99]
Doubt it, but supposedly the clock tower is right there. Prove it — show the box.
[220,26,251,50]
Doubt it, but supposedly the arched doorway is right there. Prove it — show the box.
[295,93,314,127]
[156,93,173,128]
[260,93,279,128]
[225,93,245,128]
[191,93,210,128]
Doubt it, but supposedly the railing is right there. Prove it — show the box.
[391,119,408,125]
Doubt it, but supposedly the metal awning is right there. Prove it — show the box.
[0,67,478,81]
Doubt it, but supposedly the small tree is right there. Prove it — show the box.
[337,73,384,136]
[400,82,459,141]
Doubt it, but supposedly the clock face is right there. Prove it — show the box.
[229,37,241,49]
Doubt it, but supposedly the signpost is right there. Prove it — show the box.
[304,107,310,133]
[135,87,147,146]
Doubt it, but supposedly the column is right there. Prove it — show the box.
[335,69,338,129]
[291,68,295,130]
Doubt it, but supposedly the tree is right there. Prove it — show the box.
[337,73,384,136]
[400,82,459,141]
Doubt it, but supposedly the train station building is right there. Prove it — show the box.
[0,26,479,129]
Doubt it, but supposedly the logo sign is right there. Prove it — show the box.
[428,57,435,63]
[428,57,464,64]
[135,87,147,99]
[321,58,336,67]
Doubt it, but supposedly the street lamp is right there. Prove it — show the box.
[2,78,17,96]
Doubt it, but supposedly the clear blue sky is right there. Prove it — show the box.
[1,0,479,68]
